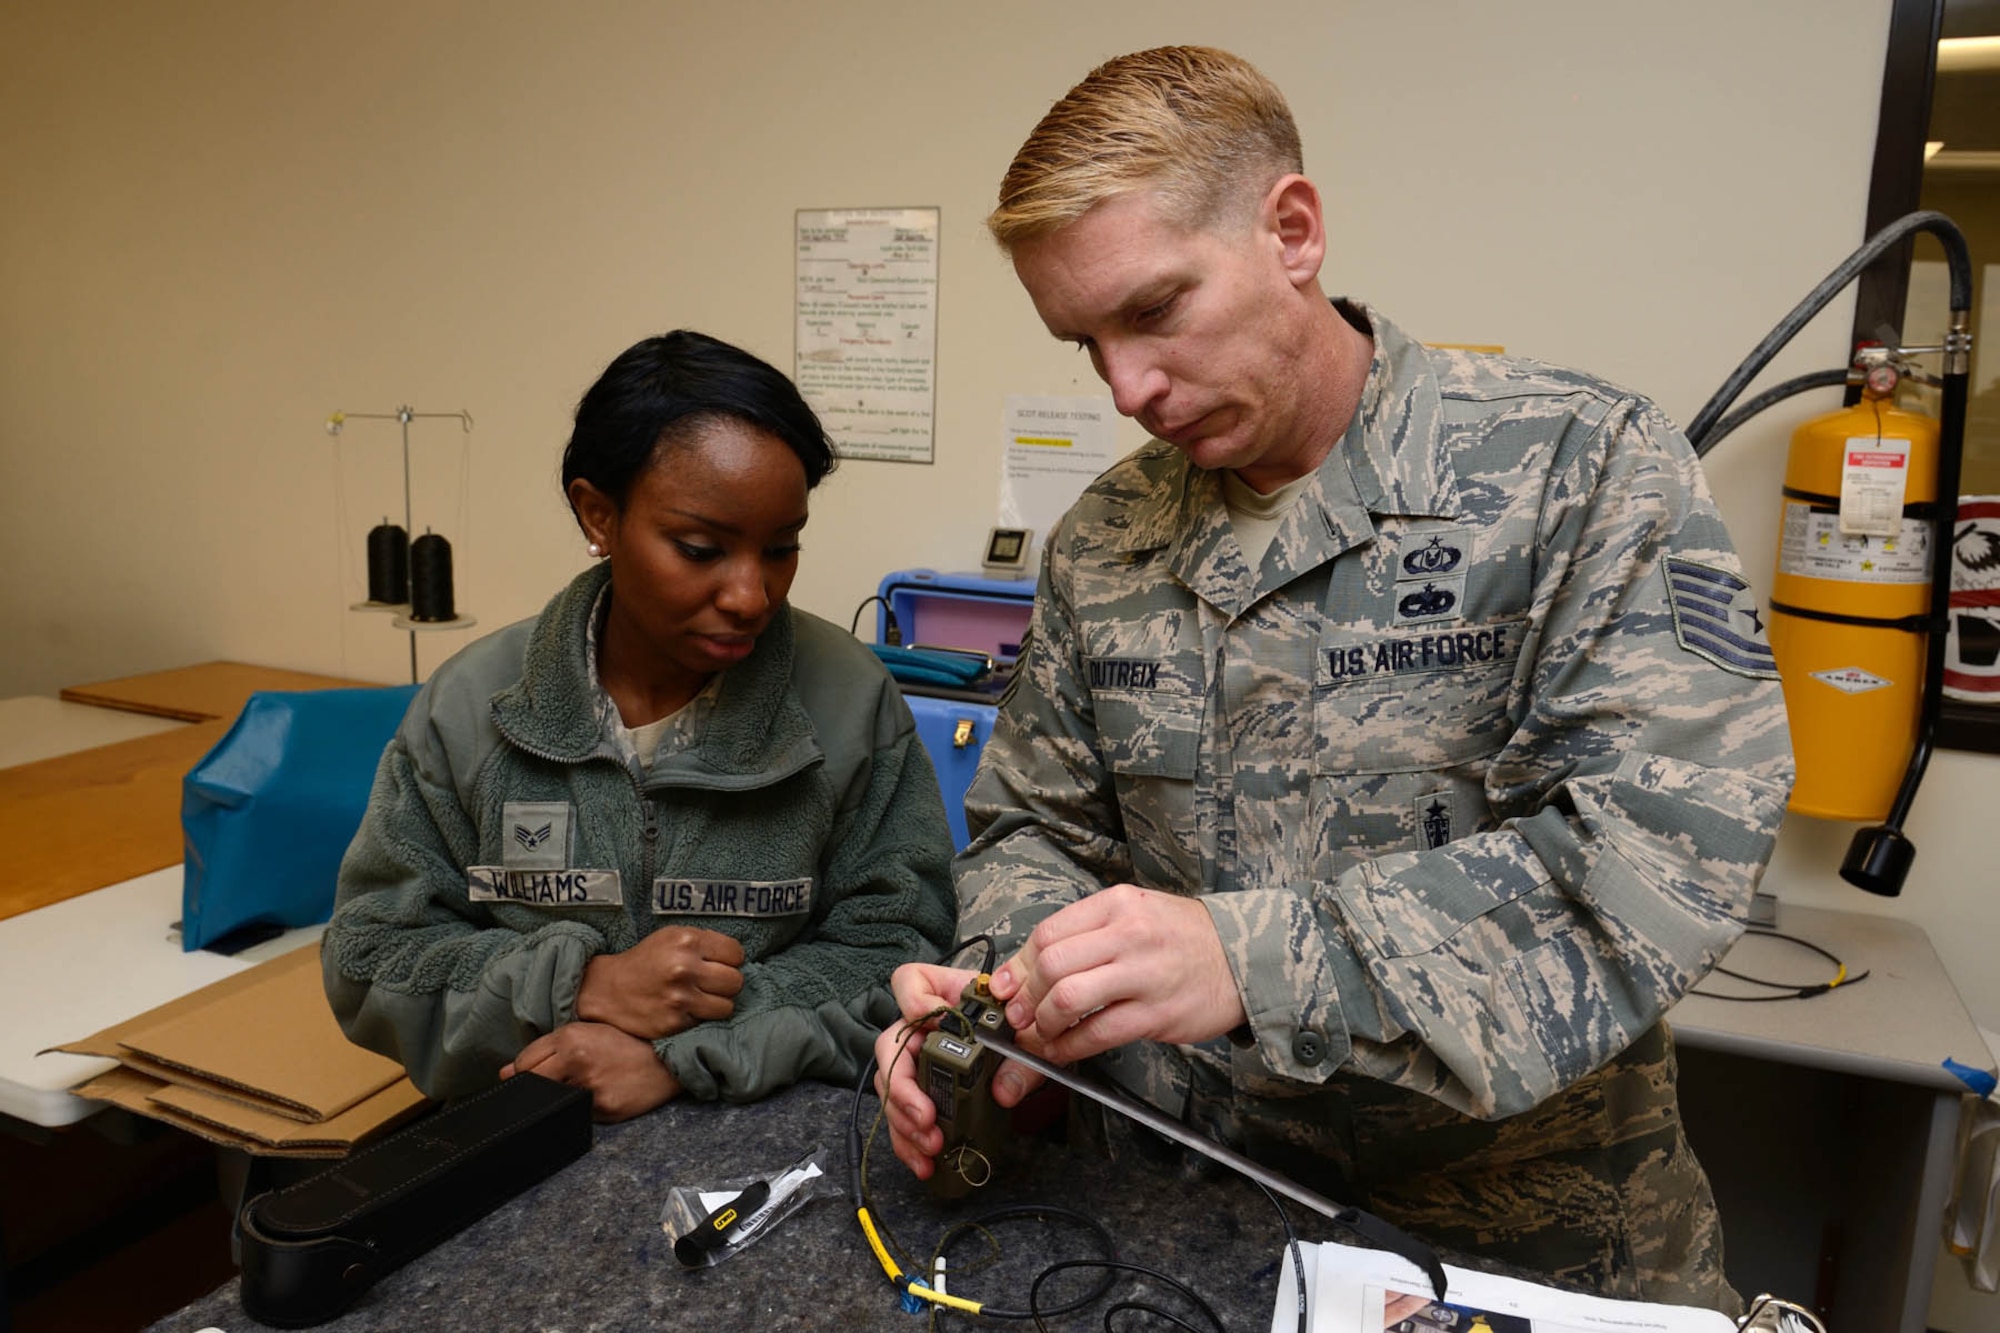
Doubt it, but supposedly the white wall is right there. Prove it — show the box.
[4,2,1995,1322]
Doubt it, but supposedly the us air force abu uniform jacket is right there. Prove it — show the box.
[325,564,957,1104]
[956,302,1793,1304]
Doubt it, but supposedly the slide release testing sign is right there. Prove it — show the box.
[795,207,939,464]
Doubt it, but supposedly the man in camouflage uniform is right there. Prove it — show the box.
[874,46,1793,1311]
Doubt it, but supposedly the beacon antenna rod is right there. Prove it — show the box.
[323,407,476,683]
[969,1024,1451,1302]
[1686,210,1972,898]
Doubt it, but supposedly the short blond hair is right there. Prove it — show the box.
[988,46,1303,250]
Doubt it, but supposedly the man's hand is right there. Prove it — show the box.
[871,962,1048,1180]
[574,926,745,1040]
[502,1020,680,1123]
[989,883,1245,1062]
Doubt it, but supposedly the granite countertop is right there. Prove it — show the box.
[149,1079,1329,1332]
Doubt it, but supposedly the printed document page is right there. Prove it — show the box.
[1271,1241,1737,1333]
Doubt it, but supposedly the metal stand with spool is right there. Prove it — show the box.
[324,406,478,684]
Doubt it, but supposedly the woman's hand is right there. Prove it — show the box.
[502,1021,681,1122]
[575,926,746,1039]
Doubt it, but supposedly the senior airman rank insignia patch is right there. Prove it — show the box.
[502,801,572,870]
[1664,557,1780,679]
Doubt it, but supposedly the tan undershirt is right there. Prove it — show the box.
[1221,467,1316,569]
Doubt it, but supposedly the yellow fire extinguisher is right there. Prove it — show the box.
[1767,351,1938,821]
[1686,208,1971,895]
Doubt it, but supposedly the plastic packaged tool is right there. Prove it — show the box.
[660,1146,837,1269]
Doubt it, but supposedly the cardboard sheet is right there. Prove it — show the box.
[58,660,378,723]
[3,660,381,921]
[74,1066,426,1157]
[0,719,230,921]
[58,941,428,1154]
[113,944,404,1121]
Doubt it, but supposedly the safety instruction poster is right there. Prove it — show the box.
[794,207,939,464]
[1947,497,2000,703]
[999,394,1119,548]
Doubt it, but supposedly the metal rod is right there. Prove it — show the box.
[401,409,417,683]
[971,1026,1350,1223]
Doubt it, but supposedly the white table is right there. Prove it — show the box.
[0,867,322,1128]
[0,695,186,769]
[1668,901,1992,1333]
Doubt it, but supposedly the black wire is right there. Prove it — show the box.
[1691,928,1871,1001]
[1104,1303,1215,1333]
[947,933,998,975]
[1029,1260,1225,1333]
[850,594,902,643]
[1251,1178,1307,1333]
[946,1207,1118,1321]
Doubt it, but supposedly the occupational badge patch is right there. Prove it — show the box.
[1415,790,1457,850]
[1663,558,1780,679]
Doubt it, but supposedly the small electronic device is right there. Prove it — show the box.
[981,526,1033,579]
[915,974,1010,1198]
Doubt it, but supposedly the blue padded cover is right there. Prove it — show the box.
[180,685,418,952]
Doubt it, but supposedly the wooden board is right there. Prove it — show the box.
[0,721,229,921]
[60,661,378,723]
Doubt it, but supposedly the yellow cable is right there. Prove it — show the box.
[858,1208,985,1314]
[905,1280,985,1315]
[857,1207,904,1281]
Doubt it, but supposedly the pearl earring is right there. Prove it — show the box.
[586,541,604,558]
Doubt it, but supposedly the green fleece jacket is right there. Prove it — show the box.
[323,564,956,1102]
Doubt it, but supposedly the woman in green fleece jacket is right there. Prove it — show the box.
[324,331,957,1121]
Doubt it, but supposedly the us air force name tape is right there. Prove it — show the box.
[1089,625,1519,694]
[653,877,813,917]
[466,870,814,916]
[1327,623,1517,681]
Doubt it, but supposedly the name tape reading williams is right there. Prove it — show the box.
[468,867,622,906]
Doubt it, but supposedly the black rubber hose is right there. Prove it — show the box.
[1692,368,1851,458]
[1685,209,1971,448]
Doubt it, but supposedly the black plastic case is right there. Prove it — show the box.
[237,1073,593,1327]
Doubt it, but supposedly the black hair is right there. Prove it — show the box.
[561,330,835,516]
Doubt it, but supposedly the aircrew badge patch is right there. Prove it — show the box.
[1392,528,1469,627]
[1663,558,1780,680]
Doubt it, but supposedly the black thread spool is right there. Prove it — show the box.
[365,520,409,605]
[408,531,455,622]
